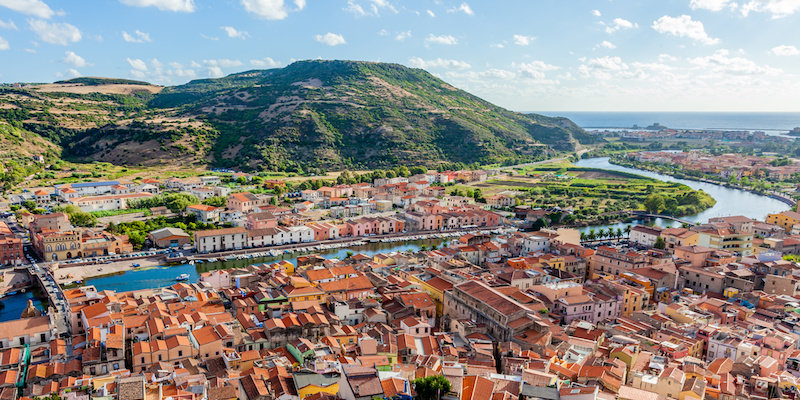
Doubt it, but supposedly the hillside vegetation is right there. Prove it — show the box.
[0,60,596,175]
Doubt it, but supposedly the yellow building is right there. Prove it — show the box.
[36,230,82,261]
[284,285,325,303]
[293,372,340,399]
[767,211,800,233]
[407,274,453,316]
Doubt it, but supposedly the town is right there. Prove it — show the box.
[2,165,800,400]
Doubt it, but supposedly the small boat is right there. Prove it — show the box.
[175,274,190,281]
[188,260,195,265]
[131,263,141,267]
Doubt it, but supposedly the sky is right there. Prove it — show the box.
[0,0,799,112]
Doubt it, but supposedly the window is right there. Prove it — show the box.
[178,350,183,357]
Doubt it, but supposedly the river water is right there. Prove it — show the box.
[574,157,791,233]
[0,291,46,323]
[84,238,444,293]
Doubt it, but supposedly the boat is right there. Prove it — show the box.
[188,260,195,265]
[131,263,141,267]
[175,274,190,281]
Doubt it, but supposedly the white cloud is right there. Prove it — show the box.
[28,19,81,45]
[514,61,560,82]
[122,29,151,43]
[689,49,780,75]
[0,0,54,19]
[490,43,504,48]
[741,0,800,18]
[771,44,800,56]
[652,15,719,45]
[598,40,616,49]
[119,0,195,12]
[221,26,249,39]
[344,0,397,17]
[658,53,679,62]
[24,47,35,53]
[426,9,435,17]
[408,57,471,70]
[66,68,80,78]
[126,58,148,71]
[592,9,602,17]
[62,51,88,67]
[425,34,457,46]
[447,2,474,15]
[395,30,411,41]
[250,57,280,68]
[603,17,638,34]
[242,0,304,20]
[690,0,735,11]
[202,59,243,78]
[315,32,345,46]
[0,19,17,30]
[0,36,8,50]
[513,34,534,46]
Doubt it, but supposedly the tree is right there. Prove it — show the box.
[597,228,606,240]
[269,196,278,206]
[616,227,623,240]
[625,225,632,237]
[654,236,666,249]
[580,232,587,242]
[202,196,227,207]
[643,193,665,214]
[587,229,596,241]
[412,375,452,400]
[22,200,36,211]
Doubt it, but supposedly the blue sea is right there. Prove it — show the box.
[534,112,800,132]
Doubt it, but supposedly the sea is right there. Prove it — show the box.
[534,111,800,133]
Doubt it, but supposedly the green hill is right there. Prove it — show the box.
[0,60,596,173]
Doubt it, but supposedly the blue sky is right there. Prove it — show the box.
[0,0,799,111]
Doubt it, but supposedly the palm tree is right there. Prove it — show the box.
[625,224,632,238]
[580,232,587,242]
[587,229,596,241]
[597,228,606,240]
[616,227,623,241]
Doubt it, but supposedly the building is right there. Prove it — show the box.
[660,228,698,250]
[630,225,663,247]
[70,193,154,212]
[34,230,82,261]
[695,223,753,256]
[444,280,542,342]
[227,192,269,213]
[194,227,247,253]
[0,222,22,266]
[766,210,800,233]
[148,227,191,248]
[0,316,53,350]
[186,204,220,223]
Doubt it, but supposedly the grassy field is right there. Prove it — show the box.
[454,162,715,218]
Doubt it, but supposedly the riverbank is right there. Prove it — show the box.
[54,226,509,285]
[609,156,797,207]
[574,157,789,222]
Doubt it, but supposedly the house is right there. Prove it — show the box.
[148,227,191,248]
[630,225,664,247]
[194,227,247,253]
[338,365,384,400]
[227,192,269,213]
[186,204,220,223]
[70,193,154,212]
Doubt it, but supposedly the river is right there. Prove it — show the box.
[0,291,46,323]
[84,238,444,293]
[574,157,790,233]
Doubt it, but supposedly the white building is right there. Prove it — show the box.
[194,227,247,253]
[630,225,664,247]
[70,193,154,212]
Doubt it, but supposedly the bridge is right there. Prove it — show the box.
[28,262,73,357]
[629,211,697,227]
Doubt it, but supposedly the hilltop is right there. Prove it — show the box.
[0,60,596,174]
